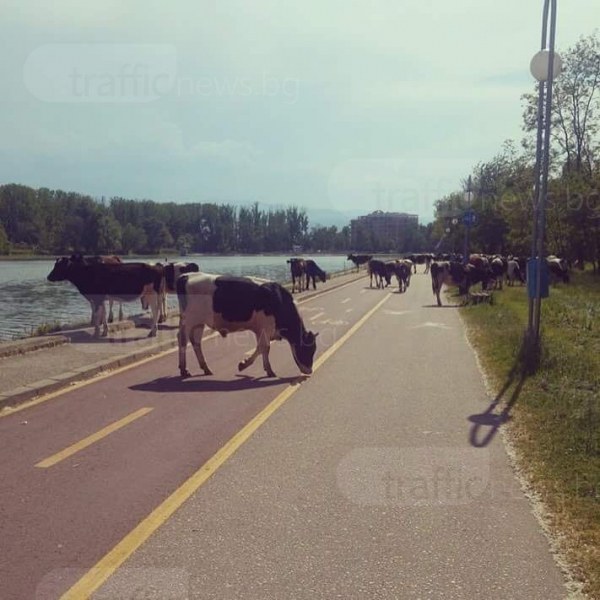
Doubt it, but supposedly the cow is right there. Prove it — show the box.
[385,260,412,292]
[547,255,570,283]
[304,259,327,290]
[506,258,525,286]
[155,261,201,322]
[430,260,492,306]
[47,257,163,337]
[347,253,373,272]
[74,254,124,324]
[287,258,306,293]
[406,253,433,274]
[490,255,507,290]
[367,258,391,289]
[175,273,318,378]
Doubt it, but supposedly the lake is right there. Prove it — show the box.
[0,254,354,340]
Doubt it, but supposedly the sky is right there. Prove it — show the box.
[0,1,598,226]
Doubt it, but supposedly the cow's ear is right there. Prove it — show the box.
[313,331,319,338]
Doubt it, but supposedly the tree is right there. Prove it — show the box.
[121,223,148,254]
[0,221,9,254]
[523,32,600,178]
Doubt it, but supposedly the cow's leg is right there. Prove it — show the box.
[93,301,107,337]
[178,322,189,376]
[238,332,275,377]
[189,323,212,375]
[118,302,123,321]
[146,291,159,337]
[107,299,114,323]
[434,284,442,307]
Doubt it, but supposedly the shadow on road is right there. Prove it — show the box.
[468,347,528,448]
[421,304,461,309]
[130,373,305,393]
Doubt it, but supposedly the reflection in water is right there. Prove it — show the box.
[0,254,349,340]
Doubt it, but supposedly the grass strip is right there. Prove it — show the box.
[460,272,600,598]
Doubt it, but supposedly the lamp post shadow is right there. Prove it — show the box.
[468,343,529,448]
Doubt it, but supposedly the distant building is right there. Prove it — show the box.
[350,210,418,249]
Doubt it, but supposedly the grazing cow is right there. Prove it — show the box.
[287,258,306,293]
[347,253,373,272]
[368,258,391,289]
[176,273,318,378]
[47,257,163,337]
[546,255,570,283]
[156,261,201,322]
[304,259,327,290]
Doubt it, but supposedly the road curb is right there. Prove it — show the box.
[0,336,180,413]
[0,335,70,358]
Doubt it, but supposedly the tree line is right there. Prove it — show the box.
[0,188,357,255]
[0,184,433,256]
[432,33,600,269]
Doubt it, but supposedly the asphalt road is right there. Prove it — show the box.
[0,272,568,599]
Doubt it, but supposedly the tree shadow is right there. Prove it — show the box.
[468,342,528,448]
[130,373,306,393]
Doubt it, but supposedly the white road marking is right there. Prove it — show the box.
[411,322,452,330]
[320,319,349,326]
[341,298,351,304]
[309,312,326,321]
[383,310,411,316]
[345,308,354,313]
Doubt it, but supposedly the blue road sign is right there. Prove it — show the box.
[462,211,477,226]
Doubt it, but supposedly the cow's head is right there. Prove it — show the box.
[290,330,318,375]
[318,271,327,283]
[47,257,72,281]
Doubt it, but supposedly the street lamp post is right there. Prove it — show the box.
[463,175,473,264]
[525,0,561,372]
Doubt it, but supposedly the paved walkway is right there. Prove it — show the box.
[90,274,568,599]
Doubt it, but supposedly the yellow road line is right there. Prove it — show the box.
[59,293,391,600]
[35,407,154,469]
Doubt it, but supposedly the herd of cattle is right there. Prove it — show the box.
[46,254,318,378]
[346,252,570,306]
[45,251,571,378]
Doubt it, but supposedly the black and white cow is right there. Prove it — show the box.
[490,255,507,290]
[47,257,163,337]
[430,260,489,306]
[546,255,570,283]
[156,261,200,321]
[176,273,318,378]
[71,254,125,324]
